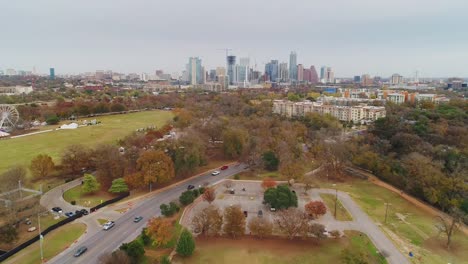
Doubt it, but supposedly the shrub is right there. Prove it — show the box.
[160,202,180,217]
[160,255,171,264]
[198,187,205,194]
[234,174,240,180]
[46,115,60,125]
[176,229,195,257]
[179,190,195,206]
[71,201,76,205]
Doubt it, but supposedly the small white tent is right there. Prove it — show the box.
[60,123,79,129]
[0,131,10,137]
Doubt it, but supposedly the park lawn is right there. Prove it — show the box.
[313,178,468,264]
[345,230,387,264]
[4,223,86,264]
[0,110,173,175]
[172,232,385,264]
[320,193,353,221]
[63,185,116,208]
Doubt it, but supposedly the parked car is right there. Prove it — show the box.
[27,226,37,232]
[258,210,263,217]
[80,209,89,215]
[243,211,248,217]
[220,165,229,170]
[187,185,195,190]
[211,171,220,176]
[103,221,115,230]
[65,212,75,218]
[270,207,276,212]
[24,218,31,225]
[133,216,143,223]
[74,246,88,257]
[51,207,63,214]
[229,188,235,194]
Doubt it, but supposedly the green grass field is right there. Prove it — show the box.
[313,178,468,264]
[173,232,385,264]
[4,223,86,264]
[0,110,173,175]
[63,185,116,208]
[320,193,353,221]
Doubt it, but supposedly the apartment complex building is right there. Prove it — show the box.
[273,100,386,123]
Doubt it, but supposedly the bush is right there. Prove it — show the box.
[234,174,240,180]
[176,229,195,257]
[192,189,200,197]
[179,190,195,206]
[46,115,60,125]
[263,185,298,210]
[120,240,145,261]
[71,201,76,205]
[198,187,205,194]
[160,255,171,264]
[160,202,180,217]
[140,228,152,246]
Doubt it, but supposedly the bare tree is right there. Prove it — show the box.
[434,209,465,249]
[223,205,246,238]
[202,187,216,204]
[191,205,223,236]
[274,208,309,239]
[248,217,273,239]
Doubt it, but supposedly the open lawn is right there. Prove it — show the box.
[63,185,116,208]
[310,176,468,264]
[172,232,385,264]
[0,110,173,175]
[4,223,86,264]
[320,193,353,221]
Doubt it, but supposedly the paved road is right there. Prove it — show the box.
[317,189,409,264]
[40,178,86,213]
[48,164,245,264]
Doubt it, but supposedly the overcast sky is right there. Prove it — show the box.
[1,0,467,77]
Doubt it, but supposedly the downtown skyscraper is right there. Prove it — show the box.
[187,57,204,85]
[289,51,297,82]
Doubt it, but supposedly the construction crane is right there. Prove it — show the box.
[217,48,232,59]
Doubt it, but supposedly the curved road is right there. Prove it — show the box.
[40,178,86,213]
[47,165,245,264]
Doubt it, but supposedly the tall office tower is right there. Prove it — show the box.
[209,69,217,81]
[289,51,297,81]
[354,76,361,83]
[361,74,373,86]
[310,66,319,84]
[303,68,311,83]
[235,64,247,84]
[297,64,304,82]
[187,57,204,85]
[390,73,403,85]
[49,68,55,80]
[320,66,326,82]
[326,67,334,83]
[227,55,236,85]
[265,60,279,82]
[279,62,289,82]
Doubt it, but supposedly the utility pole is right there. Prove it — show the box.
[332,184,337,218]
[384,202,392,224]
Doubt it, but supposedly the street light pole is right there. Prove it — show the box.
[38,213,44,263]
[332,184,337,218]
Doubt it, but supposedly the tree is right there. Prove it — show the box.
[248,217,273,239]
[222,128,248,159]
[434,209,466,249]
[119,240,145,261]
[202,187,216,204]
[160,202,180,217]
[274,208,309,239]
[191,205,223,236]
[61,144,93,175]
[308,223,327,239]
[30,154,55,179]
[262,151,279,171]
[110,103,127,112]
[0,225,18,244]
[305,201,327,219]
[261,178,277,190]
[179,190,195,206]
[160,255,171,264]
[46,115,60,125]
[303,177,315,194]
[263,185,298,210]
[108,178,129,193]
[146,217,174,247]
[223,205,246,238]
[98,250,131,264]
[330,230,341,238]
[94,145,126,189]
[176,229,195,257]
[82,174,101,194]
[137,150,175,189]
[279,161,305,181]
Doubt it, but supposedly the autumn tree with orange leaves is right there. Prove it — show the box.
[146,217,174,247]
[202,187,216,204]
[261,178,277,189]
[305,201,327,219]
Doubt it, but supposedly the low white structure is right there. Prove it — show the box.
[0,86,33,95]
[60,123,79,129]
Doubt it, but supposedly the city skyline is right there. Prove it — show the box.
[1,0,467,77]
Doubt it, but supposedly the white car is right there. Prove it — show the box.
[211,171,220,176]
[102,221,115,230]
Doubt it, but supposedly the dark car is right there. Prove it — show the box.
[65,212,75,218]
[187,185,195,190]
[221,165,229,170]
[80,209,89,215]
[74,246,87,257]
[51,207,63,214]
[243,211,248,217]
[258,210,263,217]
[134,216,143,223]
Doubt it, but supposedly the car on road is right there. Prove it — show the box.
[65,212,75,218]
[187,185,195,190]
[134,216,143,223]
[74,246,87,257]
[51,207,63,214]
[220,165,229,170]
[211,171,220,176]
[258,210,263,217]
[103,221,115,230]
[80,209,89,215]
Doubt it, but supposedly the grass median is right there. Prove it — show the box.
[4,223,86,264]
[320,193,353,221]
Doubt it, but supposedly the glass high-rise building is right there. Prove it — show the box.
[49,68,55,80]
[289,51,297,81]
[265,60,279,82]
[227,55,236,85]
[187,57,203,85]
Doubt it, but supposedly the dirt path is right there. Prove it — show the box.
[350,167,468,236]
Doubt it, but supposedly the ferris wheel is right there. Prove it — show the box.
[0,105,19,131]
